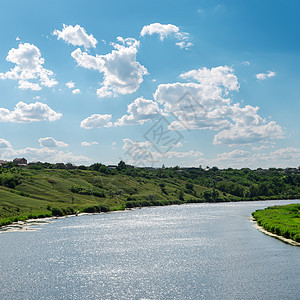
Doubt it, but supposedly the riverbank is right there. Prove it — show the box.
[3,197,300,230]
[0,168,207,227]
[251,216,300,246]
[252,203,300,245]
[0,210,136,233]
[1,166,300,227]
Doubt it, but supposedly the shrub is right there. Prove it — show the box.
[51,207,63,216]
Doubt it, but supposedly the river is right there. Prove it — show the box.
[0,200,299,299]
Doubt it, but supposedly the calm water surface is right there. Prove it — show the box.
[0,200,299,299]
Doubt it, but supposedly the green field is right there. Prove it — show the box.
[1,162,300,227]
[252,204,300,242]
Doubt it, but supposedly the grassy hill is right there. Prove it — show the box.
[1,162,300,226]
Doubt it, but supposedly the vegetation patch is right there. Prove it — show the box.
[252,204,300,242]
[0,161,300,227]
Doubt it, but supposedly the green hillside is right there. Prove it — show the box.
[1,162,300,226]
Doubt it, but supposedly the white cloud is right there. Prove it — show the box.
[1,147,90,164]
[80,114,112,129]
[161,150,203,159]
[154,82,232,131]
[121,138,203,166]
[213,103,284,145]
[39,137,68,148]
[256,147,300,162]
[252,145,273,151]
[53,24,98,50]
[174,141,183,148]
[0,101,62,123]
[115,97,162,126]
[0,43,58,90]
[122,138,156,166]
[81,141,99,146]
[18,80,42,91]
[72,88,81,94]
[0,139,12,148]
[71,37,148,97]
[211,147,300,169]
[217,150,251,160]
[180,66,239,94]
[153,66,283,145]
[242,61,250,66]
[255,71,276,80]
[66,81,75,89]
[122,138,152,151]
[140,23,193,49]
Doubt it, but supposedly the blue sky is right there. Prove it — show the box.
[0,0,300,168]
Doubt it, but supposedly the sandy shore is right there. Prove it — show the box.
[250,216,300,247]
[0,213,92,233]
[0,210,133,233]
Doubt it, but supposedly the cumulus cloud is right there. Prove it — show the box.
[161,150,203,159]
[217,149,251,160]
[115,97,162,126]
[81,141,99,146]
[154,82,232,131]
[71,37,148,98]
[255,71,276,80]
[140,23,192,49]
[72,88,81,94]
[1,147,90,164]
[80,114,112,129]
[255,147,300,162]
[180,66,239,94]
[122,138,156,166]
[53,24,97,50]
[0,139,12,148]
[122,138,203,166]
[66,81,75,89]
[0,43,58,90]
[18,80,42,91]
[153,66,283,145]
[39,137,68,148]
[211,147,300,169]
[0,101,62,123]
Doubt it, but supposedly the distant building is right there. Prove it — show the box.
[13,158,27,165]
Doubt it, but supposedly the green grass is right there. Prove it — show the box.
[1,165,300,227]
[252,204,300,242]
[0,169,203,226]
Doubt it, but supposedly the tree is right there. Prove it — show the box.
[99,165,110,174]
[178,190,184,201]
[212,189,219,201]
[117,160,126,171]
[185,182,194,191]
[90,163,102,171]
[203,190,212,202]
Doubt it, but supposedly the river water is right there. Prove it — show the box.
[0,200,299,299]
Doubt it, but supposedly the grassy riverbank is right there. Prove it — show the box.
[1,162,300,227]
[252,204,300,242]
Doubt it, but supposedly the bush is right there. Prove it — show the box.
[83,205,109,213]
[70,184,106,197]
[51,207,63,216]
